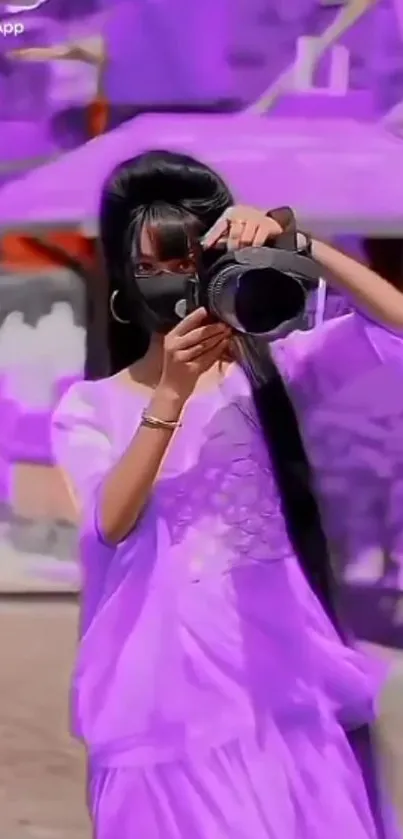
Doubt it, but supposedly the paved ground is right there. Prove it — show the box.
[0,600,403,839]
[0,600,88,839]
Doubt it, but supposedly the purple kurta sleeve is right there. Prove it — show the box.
[51,381,112,545]
[51,381,119,638]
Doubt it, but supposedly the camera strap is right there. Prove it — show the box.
[267,206,328,324]
[266,206,298,250]
[265,206,321,286]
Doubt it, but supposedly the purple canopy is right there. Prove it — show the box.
[0,114,403,236]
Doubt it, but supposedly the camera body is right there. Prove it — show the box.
[186,212,321,337]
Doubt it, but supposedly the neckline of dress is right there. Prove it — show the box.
[105,363,239,406]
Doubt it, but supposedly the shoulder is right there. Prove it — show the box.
[272,315,354,384]
[52,370,135,424]
[51,373,133,446]
[275,312,355,360]
[50,377,121,485]
[52,377,109,428]
[52,371,147,466]
[273,313,396,407]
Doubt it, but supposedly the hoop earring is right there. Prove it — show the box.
[110,289,130,324]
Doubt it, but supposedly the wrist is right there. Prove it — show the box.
[310,238,329,264]
[151,385,187,419]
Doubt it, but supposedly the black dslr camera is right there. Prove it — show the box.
[187,207,321,338]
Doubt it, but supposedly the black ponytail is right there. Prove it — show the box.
[250,353,384,829]
[238,333,340,628]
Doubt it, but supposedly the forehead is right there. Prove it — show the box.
[138,222,194,261]
[139,225,154,258]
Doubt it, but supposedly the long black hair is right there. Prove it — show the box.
[99,149,337,620]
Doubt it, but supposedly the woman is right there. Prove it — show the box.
[52,150,403,839]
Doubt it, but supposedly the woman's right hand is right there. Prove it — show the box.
[159,308,231,402]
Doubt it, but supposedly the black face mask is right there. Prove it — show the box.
[135,272,192,333]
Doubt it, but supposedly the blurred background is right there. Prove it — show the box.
[1,0,403,837]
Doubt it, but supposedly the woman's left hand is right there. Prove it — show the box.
[202,205,283,251]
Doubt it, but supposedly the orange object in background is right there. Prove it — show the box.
[88,95,109,137]
[1,233,96,272]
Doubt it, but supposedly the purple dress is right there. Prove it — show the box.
[51,313,400,839]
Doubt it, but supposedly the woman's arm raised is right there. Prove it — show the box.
[53,309,230,547]
[312,239,403,329]
[97,311,229,544]
[96,385,184,545]
[202,205,403,330]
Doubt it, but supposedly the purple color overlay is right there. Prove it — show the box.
[1,115,403,234]
[0,0,402,164]
[0,0,402,640]
[49,318,402,837]
[102,0,231,106]
[0,375,78,503]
